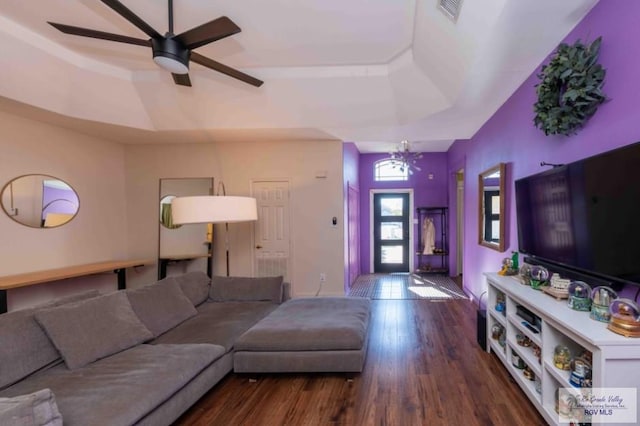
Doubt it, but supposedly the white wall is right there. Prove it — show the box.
[0,108,346,310]
[0,109,139,310]
[124,140,346,296]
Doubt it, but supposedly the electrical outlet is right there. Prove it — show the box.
[319,273,326,282]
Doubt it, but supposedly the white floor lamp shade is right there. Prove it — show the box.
[170,195,258,277]
[171,196,258,225]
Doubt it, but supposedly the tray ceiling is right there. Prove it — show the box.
[0,0,598,152]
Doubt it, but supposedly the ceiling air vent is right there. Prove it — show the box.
[438,0,463,22]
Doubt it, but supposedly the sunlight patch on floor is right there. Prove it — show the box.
[408,286,453,298]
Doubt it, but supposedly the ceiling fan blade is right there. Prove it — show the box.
[172,73,192,87]
[175,16,240,50]
[100,0,162,39]
[48,22,151,47]
[190,52,263,87]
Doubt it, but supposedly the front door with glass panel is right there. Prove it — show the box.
[373,193,410,273]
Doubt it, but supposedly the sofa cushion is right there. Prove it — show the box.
[35,292,153,370]
[151,301,280,351]
[170,272,210,306]
[0,290,100,390]
[235,297,371,351]
[0,344,225,426]
[127,278,197,337]
[209,276,284,304]
[0,388,62,426]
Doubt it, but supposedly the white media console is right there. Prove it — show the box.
[485,273,640,425]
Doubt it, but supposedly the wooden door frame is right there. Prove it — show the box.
[347,183,360,288]
[369,189,414,273]
[456,169,464,276]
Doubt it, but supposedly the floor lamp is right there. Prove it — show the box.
[171,189,257,277]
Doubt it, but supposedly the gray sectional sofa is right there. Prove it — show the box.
[0,272,371,426]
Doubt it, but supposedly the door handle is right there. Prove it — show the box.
[256,245,263,249]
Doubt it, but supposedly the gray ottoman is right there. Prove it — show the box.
[233,297,371,373]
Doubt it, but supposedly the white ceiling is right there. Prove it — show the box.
[0,0,598,152]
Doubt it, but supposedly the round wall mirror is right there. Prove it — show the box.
[160,195,182,229]
[1,174,80,228]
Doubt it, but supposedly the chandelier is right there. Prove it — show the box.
[389,140,423,175]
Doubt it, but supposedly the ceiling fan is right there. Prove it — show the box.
[48,0,263,88]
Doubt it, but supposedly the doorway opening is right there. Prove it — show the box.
[455,168,464,286]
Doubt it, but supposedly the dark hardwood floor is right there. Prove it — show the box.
[175,296,545,425]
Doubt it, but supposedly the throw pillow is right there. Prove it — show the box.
[126,278,198,337]
[209,276,284,303]
[0,290,100,390]
[35,292,153,370]
[0,388,62,426]
[168,271,211,306]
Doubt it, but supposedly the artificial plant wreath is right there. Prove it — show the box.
[533,37,606,136]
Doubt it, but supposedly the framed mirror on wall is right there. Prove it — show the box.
[1,174,79,228]
[158,178,214,279]
[478,163,506,252]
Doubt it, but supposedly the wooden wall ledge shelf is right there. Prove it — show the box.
[0,259,153,314]
[158,253,211,279]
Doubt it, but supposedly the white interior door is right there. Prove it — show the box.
[252,181,291,281]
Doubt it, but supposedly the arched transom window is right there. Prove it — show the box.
[374,159,408,181]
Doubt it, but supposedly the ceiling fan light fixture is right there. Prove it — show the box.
[152,37,190,74]
[48,1,263,87]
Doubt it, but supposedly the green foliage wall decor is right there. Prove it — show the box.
[533,37,607,136]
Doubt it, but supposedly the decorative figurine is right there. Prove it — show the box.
[516,333,531,347]
[512,353,526,369]
[569,352,592,388]
[498,258,517,276]
[532,344,541,363]
[518,263,532,286]
[553,345,572,370]
[529,265,549,290]
[550,273,571,291]
[590,286,617,323]
[523,365,535,380]
[557,391,578,418]
[607,298,640,337]
[495,293,506,316]
[498,330,506,348]
[567,281,592,311]
[491,323,504,340]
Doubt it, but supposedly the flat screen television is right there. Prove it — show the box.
[515,141,640,289]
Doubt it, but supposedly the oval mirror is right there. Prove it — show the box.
[160,195,182,229]
[478,163,506,252]
[1,175,80,228]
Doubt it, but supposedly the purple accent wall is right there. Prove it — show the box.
[343,143,360,291]
[447,0,640,302]
[359,152,448,273]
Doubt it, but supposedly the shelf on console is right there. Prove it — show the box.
[489,339,506,363]
[507,345,541,405]
[510,341,541,377]
[544,360,573,389]
[508,314,542,347]
[489,309,507,327]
